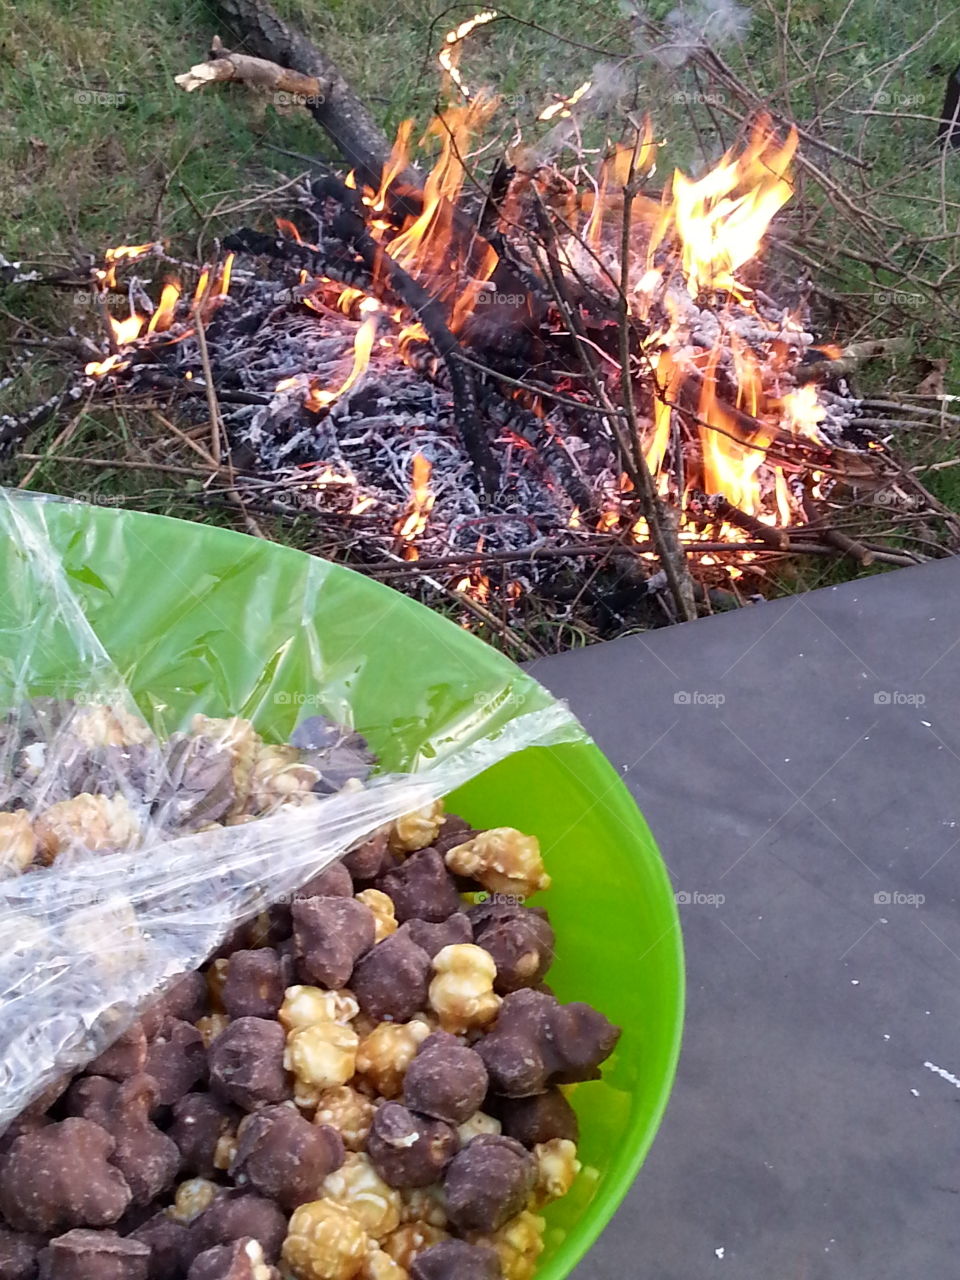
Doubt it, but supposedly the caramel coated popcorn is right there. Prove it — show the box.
[355,1020,432,1099]
[532,1139,581,1206]
[249,742,321,813]
[282,1199,369,1280]
[322,1152,403,1240]
[356,889,399,943]
[285,1023,360,1090]
[313,1086,378,1152]
[34,791,141,862]
[470,1210,546,1280]
[444,829,551,900]
[389,800,445,854]
[0,810,36,876]
[381,1223,450,1271]
[280,986,360,1032]
[428,945,501,1034]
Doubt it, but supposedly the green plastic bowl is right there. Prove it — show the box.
[3,501,684,1278]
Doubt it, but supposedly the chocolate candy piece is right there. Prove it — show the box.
[396,914,473,959]
[365,1103,457,1189]
[431,816,478,856]
[188,1239,280,1280]
[65,1075,179,1206]
[350,933,431,1022]
[341,830,392,882]
[492,1089,579,1147]
[87,1023,148,1081]
[295,862,354,899]
[0,1119,132,1233]
[467,903,555,994]
[130,1212,192,1280]
[375,849,461,924]
[230,1105,344,1212]
[292,896,375,989]
[443,1135,535,1233]
[221,950,285,1020]
[144,1020,207,1107]
[403,1033,488,1125]
[476,990,620,1096]
[38,1230,149,1280]
[411,1240,502,1280]
[208,1018,289,1111]
[157,733,237,829]
[0,1227,44,1280]
[189,1192,286,1264]
[170,1093,239,1178]
[140,972,208,1039]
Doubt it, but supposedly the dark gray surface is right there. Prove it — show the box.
[528,559,960,1280]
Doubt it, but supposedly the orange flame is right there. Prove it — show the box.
[667,118,798,298]
[394,452,436,558]
[305,309,378,412]
[146,282,181,333]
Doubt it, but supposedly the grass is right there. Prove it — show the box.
[0,0,958,632]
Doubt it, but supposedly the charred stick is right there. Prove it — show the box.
[698,494,789,550]
[617,138,697,623]
[801,493,875,566]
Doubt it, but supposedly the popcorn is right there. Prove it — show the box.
[444,829,551,900]
[249,742,321,813]
[428,945,500,1034]
[389,800,445,854]
[532,1139,581,1205]
[355,1020,432,1099]
[190,714,260,815]
[313,1086,377,1152]
[456,1113,502,1145]
[356,889,399,943]
[361,1246,410,1280]
[34,791,141,861]
[468,1210,546,1280]
[285,1023,359,1090]
[282,1199,370,1280]
[0,810,36,875]
[381,1223,450,1271]
[321,1153,403,1240]
[280,986,360,1032]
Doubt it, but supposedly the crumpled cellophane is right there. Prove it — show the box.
[0,490,581,1132]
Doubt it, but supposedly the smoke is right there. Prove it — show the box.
[633,0,753,68]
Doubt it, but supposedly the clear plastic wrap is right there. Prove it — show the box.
[0,489,581,1132]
